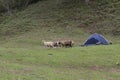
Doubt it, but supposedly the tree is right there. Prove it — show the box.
[0,0,15,15]
[0,0,41,15]
[85,0,90,3]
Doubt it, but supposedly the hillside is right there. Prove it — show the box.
[0,0,120,35]
[0,0,120,47]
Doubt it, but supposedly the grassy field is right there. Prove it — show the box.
[0,0,120,80]
[0,44,119,80]
[0,26,119,80]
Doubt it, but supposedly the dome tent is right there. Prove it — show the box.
[84,33,109,46]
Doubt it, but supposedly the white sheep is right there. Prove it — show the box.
[42,40,58,48]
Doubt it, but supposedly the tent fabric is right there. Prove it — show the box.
[84,33,109,46]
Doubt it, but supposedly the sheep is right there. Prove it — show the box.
[42,40,59,48]
[58,40,74,48]
[43,41,54,48]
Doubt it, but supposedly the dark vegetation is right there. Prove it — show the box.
[0,0,40,13]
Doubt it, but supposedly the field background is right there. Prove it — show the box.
[0,0,120,80]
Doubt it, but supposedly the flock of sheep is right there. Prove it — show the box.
[43,40,74,48]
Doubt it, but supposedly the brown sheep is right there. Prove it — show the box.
[58,40,74,48]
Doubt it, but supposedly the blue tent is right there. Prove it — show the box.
[84,33,109,46]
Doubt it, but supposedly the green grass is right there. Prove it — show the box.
[0,44,119,80]
[0,0,120,80]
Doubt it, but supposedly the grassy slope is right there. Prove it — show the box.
[0,0,89,46]
[0,0,120,36]
[0,0,120,47]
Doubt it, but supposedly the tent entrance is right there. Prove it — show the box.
[85,38,99,45]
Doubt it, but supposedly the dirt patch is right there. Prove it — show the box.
[89,65,106,71]
[89,65,120,72]
[8,70,22,74]
[8,67,32,74]
[109,68,120,73]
